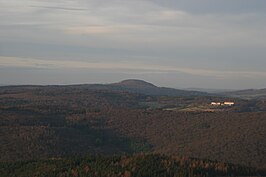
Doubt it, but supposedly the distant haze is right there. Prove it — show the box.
[0,0,266,89]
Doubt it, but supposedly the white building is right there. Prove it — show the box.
[211,102,221,105]
[224,102,235,106]
[211,102,235,106]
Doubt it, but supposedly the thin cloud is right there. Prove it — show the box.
[65,25,148,35]
[1,56,266,79]
[30,5,88,11]
[65,26,116,35]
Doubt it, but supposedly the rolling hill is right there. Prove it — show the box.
[0,79,208,97]
[220,89,266,100]
[109,79,209,96]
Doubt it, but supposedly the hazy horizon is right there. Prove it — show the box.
[1,0,266,89]
[0,78,263,92]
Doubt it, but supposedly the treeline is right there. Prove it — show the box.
[1,154,265,177]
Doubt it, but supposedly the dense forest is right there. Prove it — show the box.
[0,84,266,176]
[1,154,265,177]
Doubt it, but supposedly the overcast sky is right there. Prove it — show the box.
[0,0,266,89]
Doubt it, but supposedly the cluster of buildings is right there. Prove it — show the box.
[211,102,235,106]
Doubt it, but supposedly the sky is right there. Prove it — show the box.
[0,0,266,89]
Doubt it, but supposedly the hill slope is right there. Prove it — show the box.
[108,79,209,96]
[113,79,157,88]
[221,89,266,100]
[0,79,209,97]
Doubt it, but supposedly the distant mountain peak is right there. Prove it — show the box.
[115,79,157,88]
[109,79,208,96]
